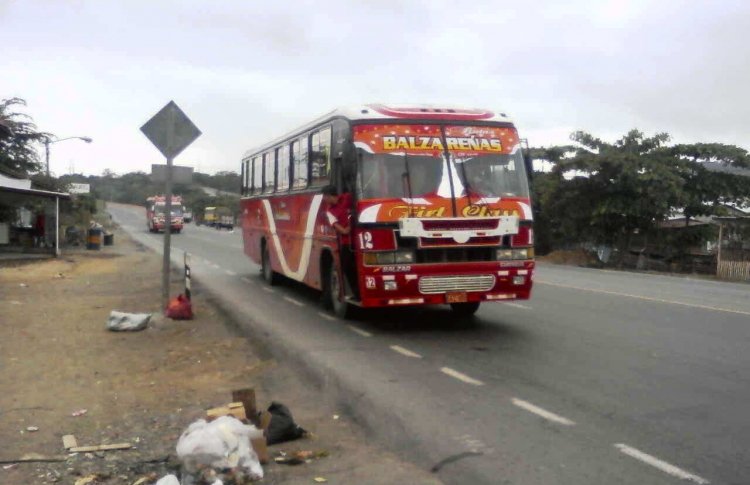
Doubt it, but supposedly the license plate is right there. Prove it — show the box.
[446,292,468,303]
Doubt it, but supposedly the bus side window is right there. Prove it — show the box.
[310,126,331,187]
[277,144,290,191]
[252,156,261,194]
[263,152,275,193]
[247,158,253,195]
[241,159,246,195]
[292,137,308,189]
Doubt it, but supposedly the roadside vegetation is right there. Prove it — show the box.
[529,130,750,271]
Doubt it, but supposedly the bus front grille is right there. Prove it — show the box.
[418,275,496,294]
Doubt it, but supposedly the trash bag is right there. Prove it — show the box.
[165,294,193,320]
[176,416,264,481]
[106,311,151,332]
[266,402,307,445]
[155,475,180,485]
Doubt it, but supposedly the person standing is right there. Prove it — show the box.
[321,185,358,299]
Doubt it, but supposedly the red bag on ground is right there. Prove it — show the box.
[166,294,193,320]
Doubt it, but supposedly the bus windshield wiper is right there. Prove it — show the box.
[456,155,475,207]
[402,152,414,201]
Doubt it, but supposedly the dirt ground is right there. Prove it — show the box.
[536,249,600,267]
[0,229,441,484]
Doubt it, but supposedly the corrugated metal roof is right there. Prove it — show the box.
[0,185,71,199]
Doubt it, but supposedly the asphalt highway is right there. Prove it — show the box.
[110,203,750,485]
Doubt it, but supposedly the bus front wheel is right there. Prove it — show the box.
[450,302,480,316]
[326,261,353,319]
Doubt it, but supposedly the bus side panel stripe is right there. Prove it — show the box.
[261,195,323,281]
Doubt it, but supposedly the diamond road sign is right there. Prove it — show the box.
[140,101,201,160]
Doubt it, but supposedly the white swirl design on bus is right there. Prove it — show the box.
[261,194,323,281]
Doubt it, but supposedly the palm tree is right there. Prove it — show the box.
[0,97,49,177]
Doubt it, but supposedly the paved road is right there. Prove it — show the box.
[110,203,750,485]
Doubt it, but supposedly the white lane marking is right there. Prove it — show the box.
[537,280,750,316]
[261,286,275,293]
[225,269,237,276]
[318,311,336,321]
[347,325,372,337]
[440,367,484,386]
[283,296,305,307]
[390,345,423,359]
[614,444,709,484]
[505,302,531,310]
[241,277,252,284]
[511,398,575,426]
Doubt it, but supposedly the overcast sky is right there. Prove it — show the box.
[2,0,748,176]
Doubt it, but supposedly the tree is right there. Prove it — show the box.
[533,130,686,257]
[0,98,49,176]
[530,130,750,266]
[664,143,750,224]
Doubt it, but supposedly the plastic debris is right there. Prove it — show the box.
[2,464,17,470]
[274,450,329,466]
[314,478,328,483]
[106,311,151,332]
[154,475,180,485]
[266,402,307,445]
[19,283,28,288]
[165,294,193,320]
[176,416,264,481]
[71,409,88,417]
[26,426,39,432]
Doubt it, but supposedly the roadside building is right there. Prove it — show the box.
[0,172,70,258]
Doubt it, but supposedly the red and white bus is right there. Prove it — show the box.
[240,104,534,317]
[146,195,184,233]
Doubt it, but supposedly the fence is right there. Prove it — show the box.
[717,259,750,282]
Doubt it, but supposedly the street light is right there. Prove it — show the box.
[44,135,93,176]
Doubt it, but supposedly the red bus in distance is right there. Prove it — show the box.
[240,104,534,318]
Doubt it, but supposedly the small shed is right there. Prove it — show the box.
[0,175,71,258]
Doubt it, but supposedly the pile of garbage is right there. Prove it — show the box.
[156,388,309,484]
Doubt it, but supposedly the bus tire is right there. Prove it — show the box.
[261,241,280,286]
[324,259,353,319]
[450,302,480,316]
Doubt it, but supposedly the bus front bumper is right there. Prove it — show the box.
[357,260,534,308]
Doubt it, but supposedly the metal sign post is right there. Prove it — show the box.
[140,101,201,310]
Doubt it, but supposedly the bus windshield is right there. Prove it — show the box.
[155,205,183,216]
[358,152,444,200]
[453,150,529,198]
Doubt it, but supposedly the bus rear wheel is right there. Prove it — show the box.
[450,302,480,316]
[261,242,280,285]
[327,261,353,319]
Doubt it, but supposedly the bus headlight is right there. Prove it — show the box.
[496,248,533,260]
[363,250,415,265]
[395,250,415,263]
[496,249,514,260]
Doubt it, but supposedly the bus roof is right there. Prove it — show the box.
[242,104,515,159]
